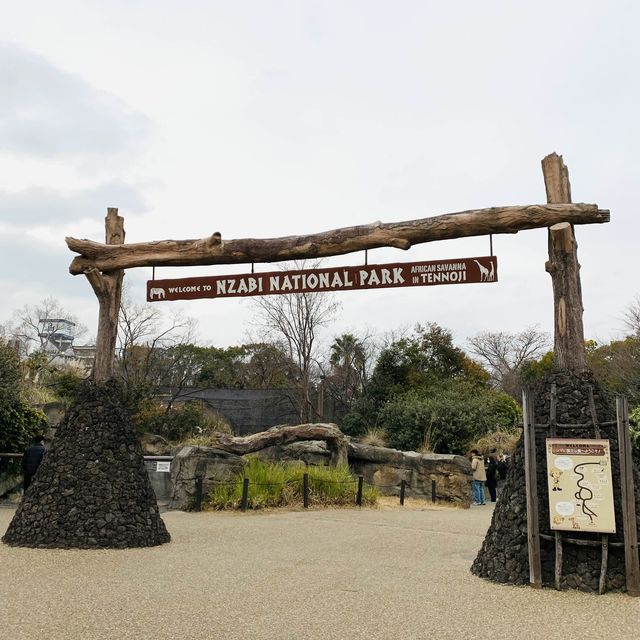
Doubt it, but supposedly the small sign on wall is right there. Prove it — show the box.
[156,461,171,473]
[546,438,616,534]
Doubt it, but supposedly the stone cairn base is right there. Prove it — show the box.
[2,381,170,549]
[472,370,640,592]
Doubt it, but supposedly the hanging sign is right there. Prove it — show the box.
[546,438,616,534]
[146,256,497,302]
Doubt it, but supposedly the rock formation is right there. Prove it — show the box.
[472,371,640,592]
[2,381,170,549]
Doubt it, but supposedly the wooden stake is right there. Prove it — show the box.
[616,396,640,596]
[523,388,542,588]
[599,534,609,595]
[88,208,125,382]
[542,153,587,372]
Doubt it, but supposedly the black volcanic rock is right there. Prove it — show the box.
[2,380,170,549]
[472,370,639,592]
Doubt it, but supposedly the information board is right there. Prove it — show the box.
[546,438,616,534]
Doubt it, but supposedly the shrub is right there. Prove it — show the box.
[204,458,378,510]
[378,381,520,454]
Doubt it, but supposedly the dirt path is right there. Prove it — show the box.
[1,504,637,639]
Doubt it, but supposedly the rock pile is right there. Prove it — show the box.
[2,380,170,549]
[472,370,640,592]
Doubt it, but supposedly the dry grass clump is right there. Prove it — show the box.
[360,427,388,448]
[471,428,520,457]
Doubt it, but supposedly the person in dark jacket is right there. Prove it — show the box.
[485,454,499,503]
[22,435,46,492]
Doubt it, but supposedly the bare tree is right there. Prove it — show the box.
[623,296,640,335]
[116,296,198,410]
[8,297,88,357]
[467,326,551,397]
[251,261,340,422]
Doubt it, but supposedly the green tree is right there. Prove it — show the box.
[0,339,21,413]
[342,323,488,435]
[324,333,372,419]
[377,381,519,454]
[0,339,48,472]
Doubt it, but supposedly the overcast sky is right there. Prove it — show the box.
[1,1,638,352]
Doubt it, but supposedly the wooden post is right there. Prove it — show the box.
[523,388,542,588]
[86,208,125,382]
[616,396,640,596]
[542,153,587,372]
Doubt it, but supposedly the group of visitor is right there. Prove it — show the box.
[470,448,510,506]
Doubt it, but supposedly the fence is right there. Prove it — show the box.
[1,453,440,511]
[191,473,439,512]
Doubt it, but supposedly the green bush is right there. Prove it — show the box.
[378,381,520,454]
[204,458,378,510]
[0,403,48,475]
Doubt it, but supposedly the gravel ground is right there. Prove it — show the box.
[1,503,639,640]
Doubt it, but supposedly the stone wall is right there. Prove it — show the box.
[349,443,471,506]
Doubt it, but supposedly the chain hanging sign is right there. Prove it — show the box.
[146,255,497,302]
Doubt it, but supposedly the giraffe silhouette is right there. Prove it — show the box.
[473,259,490,281]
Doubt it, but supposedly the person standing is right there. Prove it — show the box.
[485,454,499,503]
[470,449,486,505]
[22,435,46,492]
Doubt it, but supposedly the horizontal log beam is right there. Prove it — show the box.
[66,203,609,274]
[210,423,349,466]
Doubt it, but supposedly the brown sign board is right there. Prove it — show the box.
[146,256,498,302]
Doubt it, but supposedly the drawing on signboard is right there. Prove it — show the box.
[545,438,616,534]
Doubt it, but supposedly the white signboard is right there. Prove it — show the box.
[546,438,616,534]
[156,461,171,473]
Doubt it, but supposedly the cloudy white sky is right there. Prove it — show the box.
[1,1,638,351]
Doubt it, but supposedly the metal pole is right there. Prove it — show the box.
[400,480,406,506]
[356,476,363,507]
[241,477,250,512]
[303,472,309,509]
[431,479,437,503]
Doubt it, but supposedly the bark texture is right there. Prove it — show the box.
[87,208,125,382]
[66,204,609,274]
[543,154,587,372]
[211,423,349,466]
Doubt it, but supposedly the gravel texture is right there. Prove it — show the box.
[1,504,638,640]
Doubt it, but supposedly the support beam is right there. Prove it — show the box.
[89,208,125,382]
[523,388,542,588]
[66,203,609,274]
[542,153,587,372]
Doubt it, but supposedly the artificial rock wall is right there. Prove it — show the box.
[168,438,472,510]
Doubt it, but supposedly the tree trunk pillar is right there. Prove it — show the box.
[542,153,587,372]
[87,208,125,382]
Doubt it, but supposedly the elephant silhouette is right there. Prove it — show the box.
[149,287,166,300]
